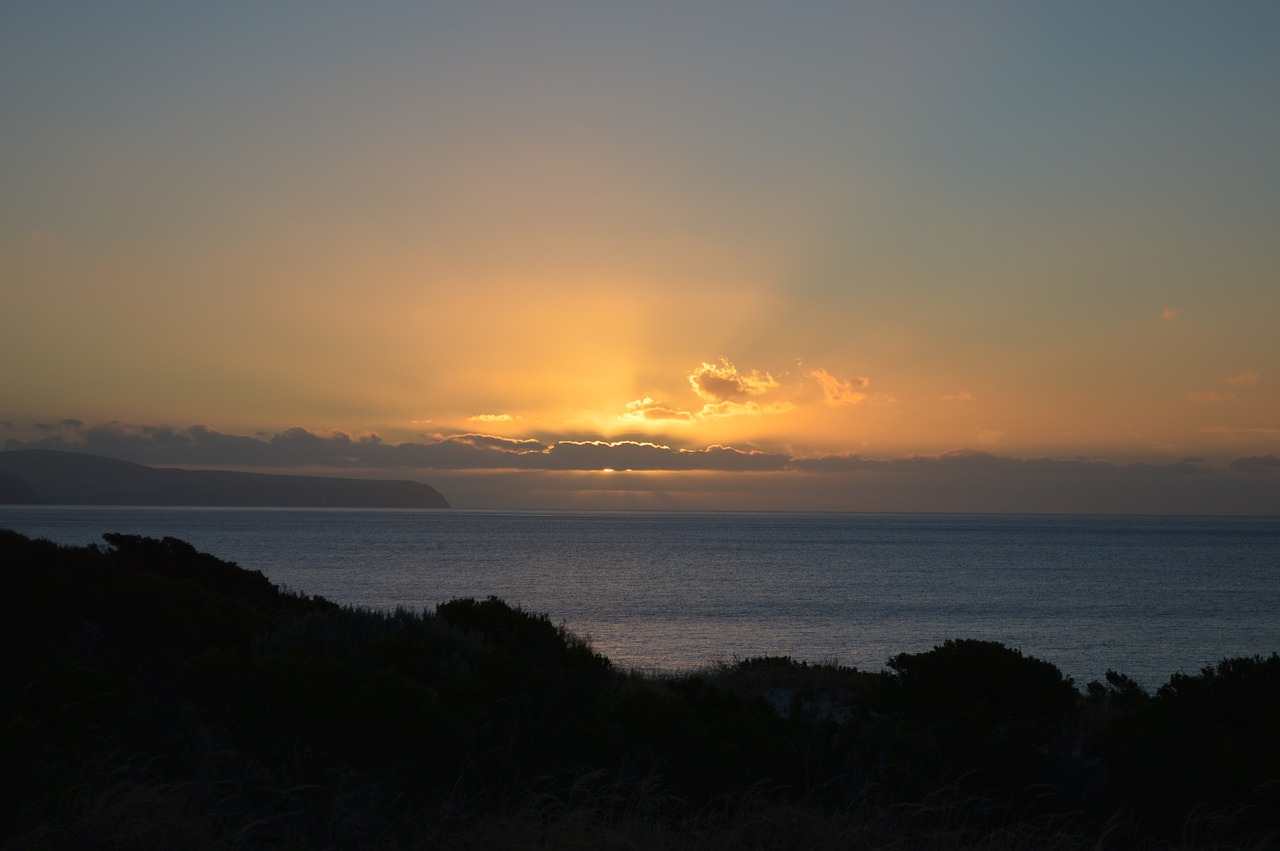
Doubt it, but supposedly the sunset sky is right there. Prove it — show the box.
[4,3,1279,513]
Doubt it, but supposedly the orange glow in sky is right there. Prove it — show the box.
[3,4,1278,512]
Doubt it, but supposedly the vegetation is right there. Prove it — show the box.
[2,528,1277,849]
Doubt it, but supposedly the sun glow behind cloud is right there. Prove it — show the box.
[7,419,1278,514]
[3,3,1280,511]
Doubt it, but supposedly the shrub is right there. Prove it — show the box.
[1099,653,1280,838]
[879,640,1080,795]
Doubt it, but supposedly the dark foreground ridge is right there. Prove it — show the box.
[2,529,1277,849]
[0,449,449,508]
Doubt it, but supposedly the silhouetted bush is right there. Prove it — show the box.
[603,673,795,809]
[1086,668,1149,710]
[886,638,1079,723]
[3,528,1276,849]
[436,594,612,677]
[1099,653,1280,840]
[877,639,1080,797]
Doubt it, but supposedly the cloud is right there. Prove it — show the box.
[973,429,1006,445]
[35,419,84,433]
[2,421,551,470]
[439,433,545,452]
[697,400,795,418]
[941,390,975,402]
[812,449,1223,479]
[1184,391,1236,403]
[1227,371,1260,385]
[1200,426,1280,439]
[2,421,782,473]
[468,413,519,422]
[808,368,870,406]
[624,357,797,423]
[6,420,1279,513]
[1229,455,1280,476]
[620,358,794,422]
[688,358,778,402]
[545,440,789,472]
[618,397,697,424]
[1162,306,1180,320]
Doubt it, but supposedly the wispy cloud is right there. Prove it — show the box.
[618,398,697,424]
[1184,371,1260,403]
[1162,306,1180,320]
[1199,426,1280,441]
[808,368,869,406]
[468,413,519,422]
[1229,455,1280,476]
[697,400,794,418]
[941,390,975,403]
[35,419,85,432]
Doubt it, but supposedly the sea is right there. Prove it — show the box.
[3,507,1277,690]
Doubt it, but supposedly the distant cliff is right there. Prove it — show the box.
[0,450,449,508]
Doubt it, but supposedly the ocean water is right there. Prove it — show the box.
[3,507,1277,689]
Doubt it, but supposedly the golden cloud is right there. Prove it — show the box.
[809,368,869,406]
[688,358,779,402]
[618,397,697,424]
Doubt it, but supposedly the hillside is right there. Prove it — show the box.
[0,449,449,508]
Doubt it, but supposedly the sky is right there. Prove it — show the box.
[3,2,1279,513]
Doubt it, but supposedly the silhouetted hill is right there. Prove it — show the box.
[0,449,449,508]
